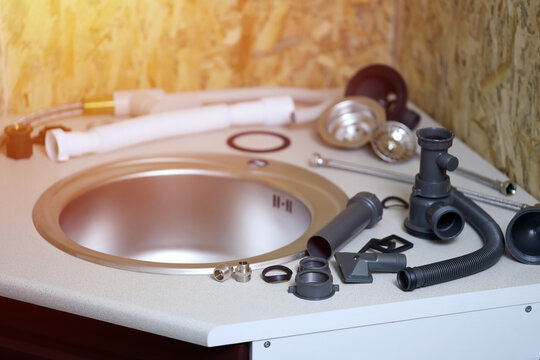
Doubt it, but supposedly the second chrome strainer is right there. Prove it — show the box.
[370,121,417,162]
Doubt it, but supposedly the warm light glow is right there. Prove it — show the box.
[0,0,393,118]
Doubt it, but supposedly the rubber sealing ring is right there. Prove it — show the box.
[382,196,409,209]
[262,265,293,283]
[227,131,291,153]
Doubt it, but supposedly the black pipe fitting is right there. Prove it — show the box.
[335,252,407,283]
[425,201,465,241]
[505,206,540,264]
[307,192,383,259]
[345,64,420,129]
[288,270,339,301]
[404,128,463,240]
[398,127,505,291]
[398,189,505,291]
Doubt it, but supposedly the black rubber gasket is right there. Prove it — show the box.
[226,131,291,153]
[262,265,293,283]
[382,196,409,209]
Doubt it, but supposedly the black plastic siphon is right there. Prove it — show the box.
[404,128,464,241]
[396,127,505,291]
[398,188,505,291]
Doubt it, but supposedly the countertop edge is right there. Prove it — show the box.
[0,273,212,346]
[206,283,540,346]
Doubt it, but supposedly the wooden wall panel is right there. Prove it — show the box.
[1,0,537,198]
[395,0,539,199]
[0,0,393,120]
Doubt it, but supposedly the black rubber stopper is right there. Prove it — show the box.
[345,64,419,129]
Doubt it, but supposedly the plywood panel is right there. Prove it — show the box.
[395,0,540,199]
[0,0,393,119]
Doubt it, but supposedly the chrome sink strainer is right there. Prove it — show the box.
[33,154,347,274]
[370,121,417,162]
[316,96,386,149]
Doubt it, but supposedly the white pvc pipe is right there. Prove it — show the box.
[114,87,341,116]
[46,96,295,162]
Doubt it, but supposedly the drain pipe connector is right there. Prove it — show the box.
[398,127,504,291]
[404,128,464,241]
[45,96,295,162]
[307,192,383,259]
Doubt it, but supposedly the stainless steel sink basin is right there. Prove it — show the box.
[33,154,347,274]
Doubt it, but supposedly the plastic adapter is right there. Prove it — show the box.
[335,252,407,283]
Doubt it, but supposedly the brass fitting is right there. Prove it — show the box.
[83,97,115,115]
[4,124,33,159]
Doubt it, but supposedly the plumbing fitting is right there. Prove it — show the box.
[310,153,535,212]
[398,188,505,291]
[307,192,383,259]
[45,96,296,162]
[381,196,409,209]
[298,257,330,273]
[288,270,339,301]
[226,131,290,153]
[316,96,386,149]
[404,128,464,240]
[505,206,540,264]
[370,121,417,163]
[213,264,234,282]
[311,152,539,268]
[288,256,337,300]
[454,167,517,196]
[335,252,407,283]
[396,128,505,291]
[32,125,71,145]
[261,265,293,283]
[4,124,33,159]
[233,261,252,283]
[345,64,420,129]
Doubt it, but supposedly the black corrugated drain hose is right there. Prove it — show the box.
[397,188,505,291]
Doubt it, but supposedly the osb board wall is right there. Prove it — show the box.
[0,0,393,120]
[2,0,537,199]
[394,0,540,199]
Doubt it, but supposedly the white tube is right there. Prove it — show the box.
[166,87,341,105]
[113,89,166,116]
[45,96,295,162]
[113,87,341,116]
[294,99,335,124]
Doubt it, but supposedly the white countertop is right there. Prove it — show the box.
[1,106,539,347]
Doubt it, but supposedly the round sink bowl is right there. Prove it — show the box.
[33,154,347,274]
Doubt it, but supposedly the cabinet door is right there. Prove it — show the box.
[0,296,248,359]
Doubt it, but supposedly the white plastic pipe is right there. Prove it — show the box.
[46,96,295,162]
[113,87,341,116]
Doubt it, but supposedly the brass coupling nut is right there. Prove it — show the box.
[233,261,252,283]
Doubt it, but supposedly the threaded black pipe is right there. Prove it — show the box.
[397,188,505,291]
